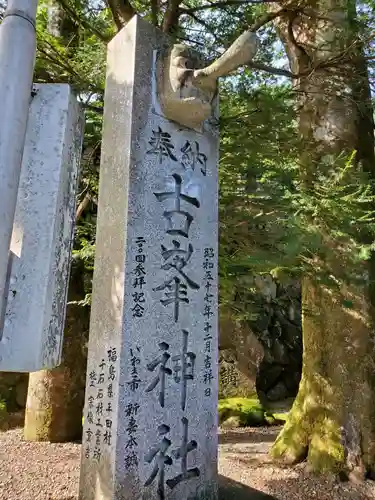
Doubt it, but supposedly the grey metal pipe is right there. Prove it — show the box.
[0,0,38,309]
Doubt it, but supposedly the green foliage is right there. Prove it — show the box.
[219,397,288,427]
[31,0,375,329]
[219,83,375,321]
[0,400,7,429]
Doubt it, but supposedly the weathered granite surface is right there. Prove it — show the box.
[0,84,84,372]
[79,16,219,500]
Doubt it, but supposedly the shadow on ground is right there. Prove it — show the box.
[263,473,375,500]
[219,428,280,446]
[219,475,277,499]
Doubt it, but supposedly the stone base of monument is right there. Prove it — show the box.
[0,84,84,372]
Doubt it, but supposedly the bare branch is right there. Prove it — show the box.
[177,35,207,47]
[181,0,277,14]
[247,61,294,78]
[182,11,225,45]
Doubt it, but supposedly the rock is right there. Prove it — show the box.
[272,339,289,365]
[266,381,289,402]
[15,377,29,408]
[221,416,241,429]
[219,274,302,405]
[219,351,256,398]
[219,314,263,396]
[257,364,283,394]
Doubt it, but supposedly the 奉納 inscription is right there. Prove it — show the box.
[181,141,207,176]
[148,127,178,164]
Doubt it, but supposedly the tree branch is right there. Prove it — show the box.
[183,11,226,45]
[162,0,183,33]
[56,0,110,42]
[76,193,91,221]
[247,61,294,78]
[181,0,277,14]
[151,0,159,26]
[105,0,135,31]
[249,6,293,32]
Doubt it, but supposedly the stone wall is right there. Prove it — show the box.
[219,275,302,406]
[0,373,28,410]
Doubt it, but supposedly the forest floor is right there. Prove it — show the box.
[0,420,375,500]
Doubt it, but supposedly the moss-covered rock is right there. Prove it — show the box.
[219,397,288,427]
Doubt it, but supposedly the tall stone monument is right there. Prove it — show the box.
[0,84,84,371]
[79,15,257,500]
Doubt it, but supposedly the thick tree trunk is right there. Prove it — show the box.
[272,280,375,478]
[271,1,375,477]
[24,263,90,442]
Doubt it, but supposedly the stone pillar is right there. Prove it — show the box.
[0,84,84,372]
[79,16,219,500]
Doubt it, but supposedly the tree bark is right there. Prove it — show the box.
[271,1,375,478]
[24,262,90,442]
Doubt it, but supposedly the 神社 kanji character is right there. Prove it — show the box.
[172,329,196,411]
[145,342,172,408]
[166,417,200,490]
[145,424,172,500]
[147,126,177,164]
[181,140,207,176]
[160,240,199,290]
[154,173,200,238]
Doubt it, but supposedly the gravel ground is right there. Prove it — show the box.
[0,424,375,500]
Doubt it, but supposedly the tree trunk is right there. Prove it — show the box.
[271,1,375,478]
[24,262,90,442]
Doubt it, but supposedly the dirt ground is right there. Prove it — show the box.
[0,424,375,500]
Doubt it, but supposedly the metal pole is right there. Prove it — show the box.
[0,0,38,310]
